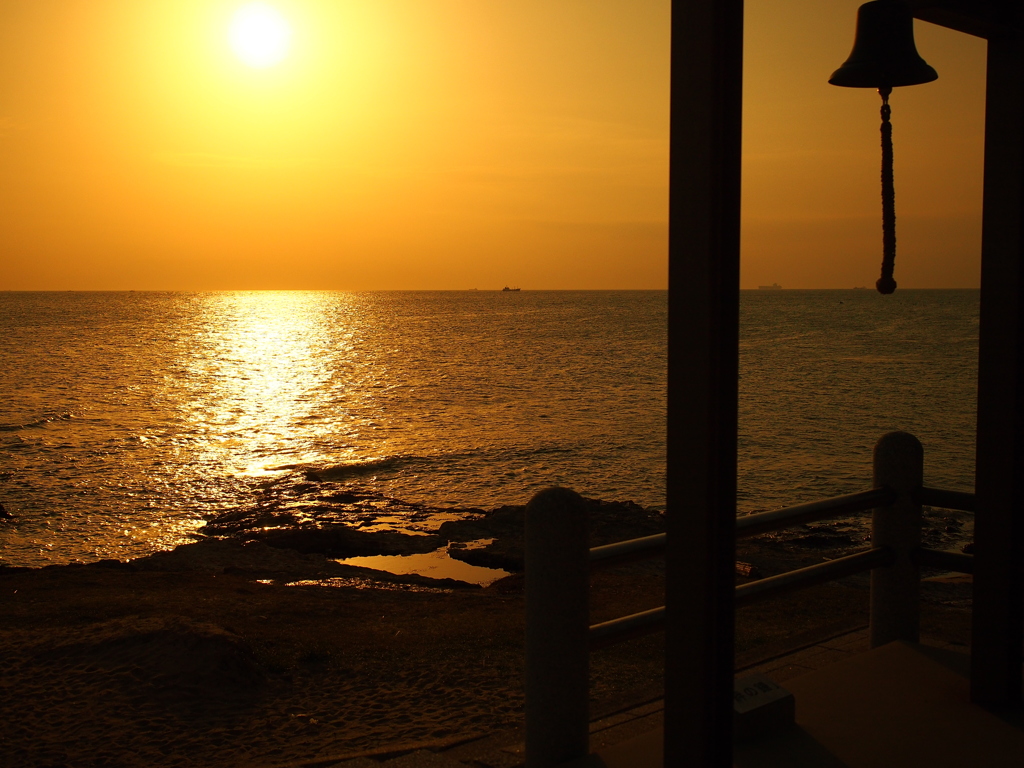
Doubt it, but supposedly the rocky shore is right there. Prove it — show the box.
[193,470,666,575]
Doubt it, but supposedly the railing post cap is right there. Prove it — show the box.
[873,431,923,494]
[874,431,924,453]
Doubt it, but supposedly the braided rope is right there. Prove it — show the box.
[877,87,897,294]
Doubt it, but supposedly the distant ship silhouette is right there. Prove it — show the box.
[502,286,521,292]
[758,283,782,290]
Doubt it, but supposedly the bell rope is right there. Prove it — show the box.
[878,87,897,294]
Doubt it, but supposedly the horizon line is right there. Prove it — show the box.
[0,286,983,293]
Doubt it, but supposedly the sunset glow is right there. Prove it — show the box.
[0,0,988,290]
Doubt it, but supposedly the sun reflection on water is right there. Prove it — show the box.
[180,291,364,478]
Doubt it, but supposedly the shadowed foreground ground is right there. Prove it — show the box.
[0,479,973,768]
[0,532,971,768]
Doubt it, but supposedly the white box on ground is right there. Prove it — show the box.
[733,672,796,741]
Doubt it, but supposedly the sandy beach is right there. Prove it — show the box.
[0,488,971,768]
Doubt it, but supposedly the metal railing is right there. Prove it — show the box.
[524,431,976,768]
[586,483,976,648]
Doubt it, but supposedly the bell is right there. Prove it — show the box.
[829,0,937,89]
[829,0,937,294]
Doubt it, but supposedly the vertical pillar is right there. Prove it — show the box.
[972,21,1024,706]
[525,487,590,768]
[665,0,744,764]
[870,431,923,648]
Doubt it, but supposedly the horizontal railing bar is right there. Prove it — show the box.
[590,547,895,649]
[919,486,976,512]
[589,533,666,569]
[737,488,898,538]
[734,547,893,608]
[588,486,971,568]
[918,547,975,574]
[589,606,666,649]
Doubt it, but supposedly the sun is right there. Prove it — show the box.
[228,2,293,69]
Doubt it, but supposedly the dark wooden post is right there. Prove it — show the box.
[665,0,744,764]
[525,487,590,768]
[870,431,923,648]
[972,20,1024,707]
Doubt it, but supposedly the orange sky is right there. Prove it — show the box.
[0,0,988,290]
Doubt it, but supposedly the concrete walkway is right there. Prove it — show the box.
[569,639,1024,768]
[267,627,1021,768]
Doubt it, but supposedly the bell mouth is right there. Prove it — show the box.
[828,63,938,89]
[828,57,938,89]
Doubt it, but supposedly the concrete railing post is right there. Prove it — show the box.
[870,431,924,648]
[525,487,590,768]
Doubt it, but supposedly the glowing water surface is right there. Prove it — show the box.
[0,290,979,568]
[0,290,666,565]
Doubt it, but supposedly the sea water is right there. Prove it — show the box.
[0,289,978,567]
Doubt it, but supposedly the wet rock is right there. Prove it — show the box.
[45,559,137,572]
[440,497,665,572]
[133,538,331,573]
[201,479,461,536]
[245,525,442,558]
[199,507,301,536]
[449,540,525,573]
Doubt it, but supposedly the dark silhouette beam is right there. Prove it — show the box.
[665,0,743,764]
[909,0,1023,39]
[972,17,1024,707]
